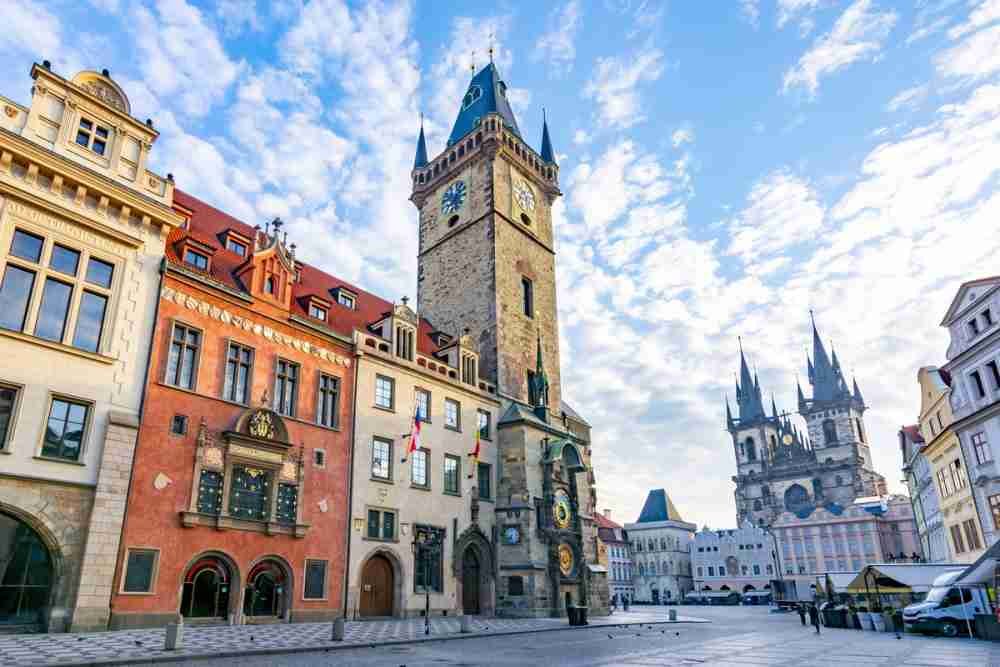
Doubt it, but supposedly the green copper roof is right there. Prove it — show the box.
[447,63,521,147]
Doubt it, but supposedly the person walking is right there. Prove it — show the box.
[808,604,821,634]
[797,604,807,626]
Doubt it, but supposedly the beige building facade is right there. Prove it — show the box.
[918,366,984,563]
[0,62,181,631]
[347,305,501,618]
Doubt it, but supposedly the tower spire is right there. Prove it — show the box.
[413,114,428,169]
[540,108,556,164]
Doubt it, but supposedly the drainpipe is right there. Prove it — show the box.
[341,348,361,619]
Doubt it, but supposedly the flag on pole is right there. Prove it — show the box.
[403,410,421,463]
[466,429,480,479]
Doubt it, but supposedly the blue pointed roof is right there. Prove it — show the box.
[736,346,765,421]
[636,489,684,523]
[807,314,853,403]
[413,122,428,169]
[447,62,521,147]
[540,114,555,164]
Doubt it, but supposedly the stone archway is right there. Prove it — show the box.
[356,547,404,618]
[178,551,241,624]
[454,526,494,616]
[243,555,293,623]
[0,503,65,632]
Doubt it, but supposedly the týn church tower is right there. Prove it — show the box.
[410,62,607,618]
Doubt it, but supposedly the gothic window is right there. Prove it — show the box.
[745,437,757,461]
[855,418,866,443]
[812,478,823,499]
[784,484,810,514]
[753,499,762,511]
[822,419,838,444]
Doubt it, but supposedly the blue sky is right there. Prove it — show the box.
[4,0,1000,529]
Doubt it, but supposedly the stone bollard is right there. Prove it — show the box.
[669,609,677,621]
[164,613,184,651]
[332,617,345,641]
[460,615,472,633]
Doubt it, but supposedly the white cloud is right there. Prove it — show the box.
[671,124,695,148]
[132,0,243,117]
[948,0,1000,39]
[885,84,929,111]
[216,0,263,36]
[782,0,898,97]
[740,0,760,29]
[777,0,822,31]
[906,16,950,45]
[572,129,592,145]
[583,48,665,129]
[936,24,1000,82]
[532,0,582,77]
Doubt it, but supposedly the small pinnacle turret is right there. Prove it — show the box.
[540,111,555,164]
[413,119,428,169]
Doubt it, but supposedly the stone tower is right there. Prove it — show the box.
[410,63,606,619]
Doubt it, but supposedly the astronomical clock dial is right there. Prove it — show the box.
[441,180,466,215]
[782,434,793,445]
[513,179,535,212]
[504,526,521,545]
[558,543,575,577]
[553,489,572,529]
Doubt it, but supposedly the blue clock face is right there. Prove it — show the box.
[504,526,520,544]
[441,180,467,215]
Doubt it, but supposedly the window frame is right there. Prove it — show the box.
[371,437,393,481]
[989,494,1000,532]
[365,507,397,542]
[972,432,992,465]
[225,238,248,257]
[971,370,987,399]
[37,393,93,463]
[963,518,982,552]
[411,447,430,489]
[0,382,23,451]
[1,227,117,354]
[308,303,328,321]
[477,409,491,440]
[477,461,492,500]
[165,321,202,390]
[521,276,534,318]
[74,116,111,157]
[415,387,431,422]
[302,558,329,601]
[170,414,189,436]
[183,248,209,271]
[119,547,160,595]
[222,340,254,405]
[444,454,461,496]
[273,358,300,417]
[444,398,461,432]
[374,374,395,411]
[316,373,341,429]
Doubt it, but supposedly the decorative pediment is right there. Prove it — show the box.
[393,302,418,325]
[233,407,290,444]
[72,71,131,114]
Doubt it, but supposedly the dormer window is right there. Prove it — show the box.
[75,118,110,156]
[226,239,247,257]
[309,304,327,320]
[183,249,208,271]
[461,354,477,386]
[264,276,275,294]
[331,287,357,310]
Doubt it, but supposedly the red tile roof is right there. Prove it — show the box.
[900,424,925,443]
[594,513,623,530]
[170,190,442,355]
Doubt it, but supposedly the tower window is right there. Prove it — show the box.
[462,85,482,110]
[855,418,866,443]
[521,277,533,318]
[822,419,838,444]
[75,117,110,156]
[971,370,987,399]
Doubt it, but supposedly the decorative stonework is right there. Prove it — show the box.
[161,286,352,367]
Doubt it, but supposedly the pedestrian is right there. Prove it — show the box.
[808,604,821,635]
[623,596,630,612]
[611,594,618,614]
[797,604,807,626]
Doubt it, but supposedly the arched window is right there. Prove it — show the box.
[660,537,667,550]
[753,499,762,511]
[745,437,757,461]
[812,478,823,498]
[784,484,810,513]
[823,419,838,444]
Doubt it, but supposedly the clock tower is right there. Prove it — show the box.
[410,63,606,618]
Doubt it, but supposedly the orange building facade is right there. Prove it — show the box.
[109,192,355,628]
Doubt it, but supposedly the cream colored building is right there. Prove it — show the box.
[0,62,181,631]
[347,303,500,618]
[919,366,986,563]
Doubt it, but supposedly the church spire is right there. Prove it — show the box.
[413,116,428,169]
[797,377,807,411]
[852,376,865,407]
[736,339,765,422]
[447,62,521,147]
[808,312,839,402]
[726,394,735,430]
[540,109,556,164]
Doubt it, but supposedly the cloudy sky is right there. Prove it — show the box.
[4,0,999,529]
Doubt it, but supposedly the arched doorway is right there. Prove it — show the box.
[243,559,289,620]
[0,512,53,629]
[359,554,394,617]
[180,556,231,621]
[461,546,480,614]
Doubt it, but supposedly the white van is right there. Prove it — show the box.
[902,570,990,637]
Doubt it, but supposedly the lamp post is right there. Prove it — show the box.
[412,528,440,636]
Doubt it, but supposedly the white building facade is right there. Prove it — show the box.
[900,425,951,562]
[691,524,775,594]
[596,510,633,603]
[626,489,695,604]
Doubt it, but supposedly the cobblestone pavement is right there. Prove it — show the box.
[0,609,702,666]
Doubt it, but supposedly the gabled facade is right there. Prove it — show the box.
[595,510,633,604]
[941,277,1000,550]
[0,63,182,631]
[691,524,775,596]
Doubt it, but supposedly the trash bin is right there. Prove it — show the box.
[567,606,588,626]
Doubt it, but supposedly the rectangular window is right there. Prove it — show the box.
[753,564,761,575]
[414,525,445,593]
[989,494,1000,533]
[375,374,394,410]
[41,397,89,461]
[49,244,80,276]
[276,483,298,525]
[223,342,254,404]
[371,437,392,480]
[10,229,43,262]
[196,470,223,514]
[973,432,991,465]
[304,559,328,600]
[122,549,158,594]
[989,361,1000,390]
[183,249,208,270]
[34,277,73,342]
[444,454,461,495]
[337,292,355,309]
[445,398,460,430]
[229,465,272,521]
[75,117,110,155]
[985,309,995,327]
[972,370,987,399]
[952,459,967,490]
[274,359,299,417]
[937,469,952,497]
[0,386,18,449]
[508,576,524,596]
[226,239,247,256]
[0,264,36,332]
[963,519,982,551]
[461,355,476,385]
[72,291,108,353]
[366,509,396,540]
[708,566,715,576]
[395,326,414,361]
[970,319,981,336]
[415,388,430,421]
[521,276,533,317]
[171,414,188,436]
[478,462,492,500]
[411,448,429,488]
[166,323,201,389]
[309,304,327,320]
[478,409,491,440]
[317,374,340,428]
[951,524,966,554]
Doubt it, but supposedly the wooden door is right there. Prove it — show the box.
[462,548,480,615]
[359,555,393,617]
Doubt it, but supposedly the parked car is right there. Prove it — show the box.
[903,570,990,637]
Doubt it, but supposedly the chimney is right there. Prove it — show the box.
[603,509,611,519]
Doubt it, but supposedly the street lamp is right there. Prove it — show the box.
[412,528,441,636]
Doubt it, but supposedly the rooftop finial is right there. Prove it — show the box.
[401,295,409,306]
[489,31,495,63]
[470,50,476,75]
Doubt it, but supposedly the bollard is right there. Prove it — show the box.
[332,617,345,641]
[460,614,472,633]
[164,613,184,651]
[669,609,677,621]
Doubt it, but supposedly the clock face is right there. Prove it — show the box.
[782,434,793,445]
[513,179,535,213]
[504,526,520,544]
[558,543,574,577]
[441,180,466,215]
[553,489,572,529]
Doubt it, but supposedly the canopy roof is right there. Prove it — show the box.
[956,540,1000,585]
[845,564,965,594]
